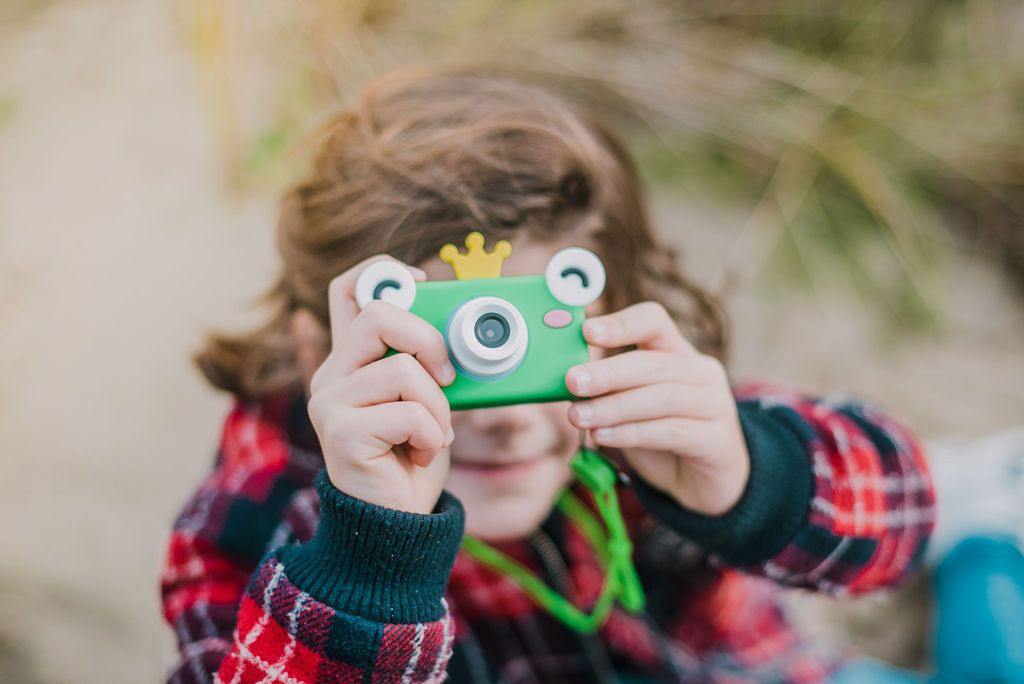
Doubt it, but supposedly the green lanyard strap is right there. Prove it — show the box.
[460,448,646,633]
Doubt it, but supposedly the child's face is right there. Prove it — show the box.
[290,234,598,541]
[419,234,595,541]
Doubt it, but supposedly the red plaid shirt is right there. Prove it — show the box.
[161,385,934,682]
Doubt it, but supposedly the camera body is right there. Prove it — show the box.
[410,275,589,410]
[355,234,606,411]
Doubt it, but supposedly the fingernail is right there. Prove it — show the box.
[572,370,592,395]
[573,403,594,427]
[585,320,606,341]
[440,359,456,384]
[445,426,455,446]
[594,427,614,443]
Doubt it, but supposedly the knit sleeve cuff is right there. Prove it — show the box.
[278,469,465,624]
[631,400,814,567]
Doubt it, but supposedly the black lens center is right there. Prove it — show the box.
[474,312,511,349]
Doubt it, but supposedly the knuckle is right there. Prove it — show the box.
[309,358,341,396]
[405,400,433,425]
[306,398,324,428]
[641,300,670,323]
[360,299,390,322]
[390,355,442,401]
[431,390,452,419]
[307,389,328,417]
[406,315,439,349]
[642,300,666,317]
[403,311,444,350]
[309,366,328,395]
[391,352,419,375]
[426,326,448,354]
[327,272,348,299]
[424,427,444,449]
[698,354,727,382]
[406,403,441,443]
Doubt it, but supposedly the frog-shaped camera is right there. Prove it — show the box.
[355,232,605,410]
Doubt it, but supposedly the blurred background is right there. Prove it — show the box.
[1,1,1022,681]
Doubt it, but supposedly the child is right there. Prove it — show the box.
[162,69,935,683]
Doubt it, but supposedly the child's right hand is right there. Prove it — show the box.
[307,256,456,514]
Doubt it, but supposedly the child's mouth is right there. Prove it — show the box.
[451,457,541,480]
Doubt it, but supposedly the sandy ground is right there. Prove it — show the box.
[1,1,1022,682]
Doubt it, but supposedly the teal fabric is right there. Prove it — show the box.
[279,469,465,623]
[830,659,924,683]
[932,535,1024,682]
[830,535,1024,684]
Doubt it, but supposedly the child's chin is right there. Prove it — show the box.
[450,462,570,541]
[463,498,556,541]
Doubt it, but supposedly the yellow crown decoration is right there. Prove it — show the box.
[439,232,512,280]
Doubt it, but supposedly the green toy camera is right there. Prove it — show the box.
[355,232,606,410]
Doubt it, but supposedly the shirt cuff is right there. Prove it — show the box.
[278,469,465,623]
[631,399,814,566]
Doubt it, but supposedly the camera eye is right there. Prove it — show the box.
[354,261,417,311]
[474,312,511,349]
[544,247,606,307]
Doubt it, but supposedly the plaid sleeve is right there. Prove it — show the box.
[161,398,298,682]
[633,383,935,595]
[216,471,464,683]
[161,400,465,683]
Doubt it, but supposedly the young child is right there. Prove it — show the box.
[162,70,936,683]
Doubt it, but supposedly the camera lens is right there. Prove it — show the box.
[474,313,510,349]
[447,296,528,379]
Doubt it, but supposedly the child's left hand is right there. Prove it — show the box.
[566,302,749,516]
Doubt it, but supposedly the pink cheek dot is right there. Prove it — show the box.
[543,309,573,329]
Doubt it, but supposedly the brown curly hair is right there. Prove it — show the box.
[196,68,727,400]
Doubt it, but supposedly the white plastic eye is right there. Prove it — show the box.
[354,261,417,311]
[544,247,606,307]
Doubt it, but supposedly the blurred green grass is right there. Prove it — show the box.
[185,0,1024,329]
[0,96,14,127]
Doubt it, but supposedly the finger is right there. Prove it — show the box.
[568,382,723,429]
[325,300,455,388]
[582,301,695,355]
[314,352,453,443]
[566,350,725,397]
[591,417,706,452]
[360,401,446,468]
[326,255,427,346]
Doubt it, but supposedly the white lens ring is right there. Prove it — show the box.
[354,261,417,310]
[544,247,606,307]
[447,297,528,378]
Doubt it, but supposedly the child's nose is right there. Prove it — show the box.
[462,405,534,434]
